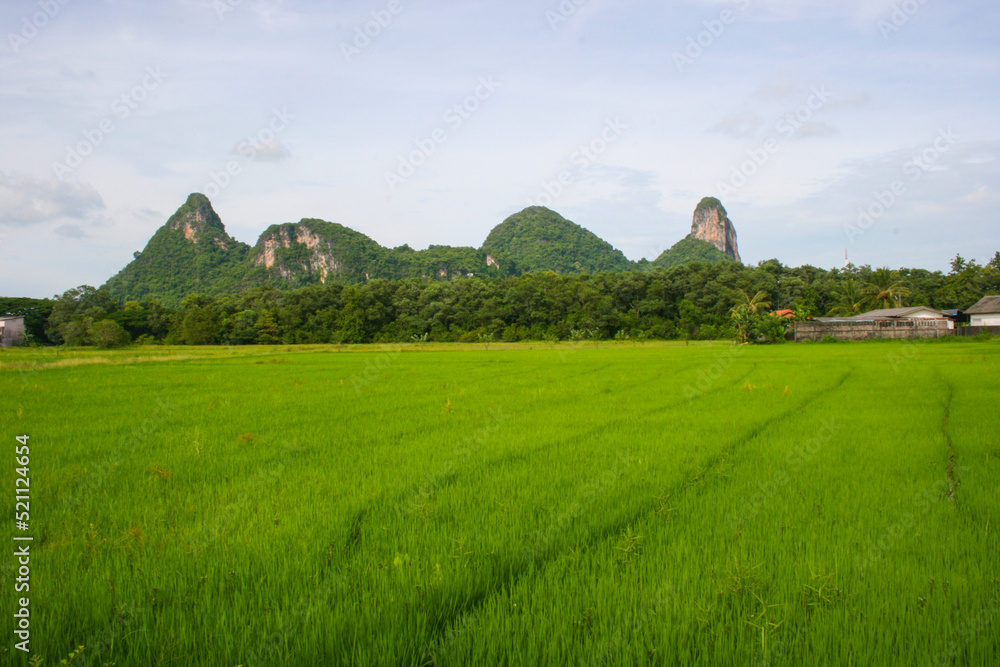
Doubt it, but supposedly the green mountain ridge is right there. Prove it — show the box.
[104,194,253,304]
[102,194,739,306]
[481,206,634,275]
[652,235,734,270]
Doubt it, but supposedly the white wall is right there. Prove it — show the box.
[971,314,1000,326]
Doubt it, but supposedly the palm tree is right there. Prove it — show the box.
[864,268,911,310]
[829,279,867,317]
[729,290,771,343]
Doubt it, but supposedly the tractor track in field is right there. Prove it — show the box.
[402,366,855,666]
[456,361,759,483]
[938,376,959,503]
[492,359,757,464]
[364,358,718,512]
[380,359,758,524]
[333,360,631,476]
[348,352,737,478]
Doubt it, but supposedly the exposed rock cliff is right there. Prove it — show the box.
[103,193,250,306]
[249,219,384,285]
[690,197,740,262]
[253,222,343,283]
[102,193,747,305]
[166,193,236,249]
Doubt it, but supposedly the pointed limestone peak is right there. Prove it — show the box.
[690,197,741,262]
[166,193,231,248]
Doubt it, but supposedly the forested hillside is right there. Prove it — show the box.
[480,206,635,275]
[102,196,638,306]
[103,194,253,305]
[651,236,733,269]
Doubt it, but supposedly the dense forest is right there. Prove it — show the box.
[12,253,998,348]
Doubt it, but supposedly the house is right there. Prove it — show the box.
[964,296,1000,326]
[853,306,949,320]
[941,309,970,325]
[770,309,795,319]
[0,316,26,347]
[794,306,953,342]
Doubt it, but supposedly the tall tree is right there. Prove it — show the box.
[829,279,867,316]
[864,268,911,309]
[729,290,771,343]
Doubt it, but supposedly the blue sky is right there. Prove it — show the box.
[1,0,998,299]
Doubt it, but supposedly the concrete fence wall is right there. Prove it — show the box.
[794,319,954,343]
[954,326,1000,338]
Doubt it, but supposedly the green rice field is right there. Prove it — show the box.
[1,340,999,666]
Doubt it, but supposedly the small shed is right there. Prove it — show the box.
[0,316,26,347]
[964,296,1000,326]
[941,309,970,325]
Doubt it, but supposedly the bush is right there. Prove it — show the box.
[89,319,131,349]
[820,335,840,344]
[756,315,788,345]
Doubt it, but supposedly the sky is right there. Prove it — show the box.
[1,0,999,299]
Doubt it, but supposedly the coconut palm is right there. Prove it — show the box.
[864,268,911,309]
[829,279,867,317]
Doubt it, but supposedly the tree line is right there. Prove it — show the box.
[16,253,1000,348]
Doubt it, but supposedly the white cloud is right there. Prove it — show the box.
[682,0,904,27]
[961,185,992,204]
[709,112,766,138]
[792,121,839,139]
[0,172,105,227]
[55,223,87,238]
[752,82,798,101]
[232,138,291,162]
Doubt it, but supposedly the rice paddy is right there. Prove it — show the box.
[1,340,998,666]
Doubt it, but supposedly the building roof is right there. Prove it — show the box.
[964,295,1000,315]
[771,309,795,319]
[853,306,947,320]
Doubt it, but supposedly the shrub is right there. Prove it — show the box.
[89,319,131,349]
